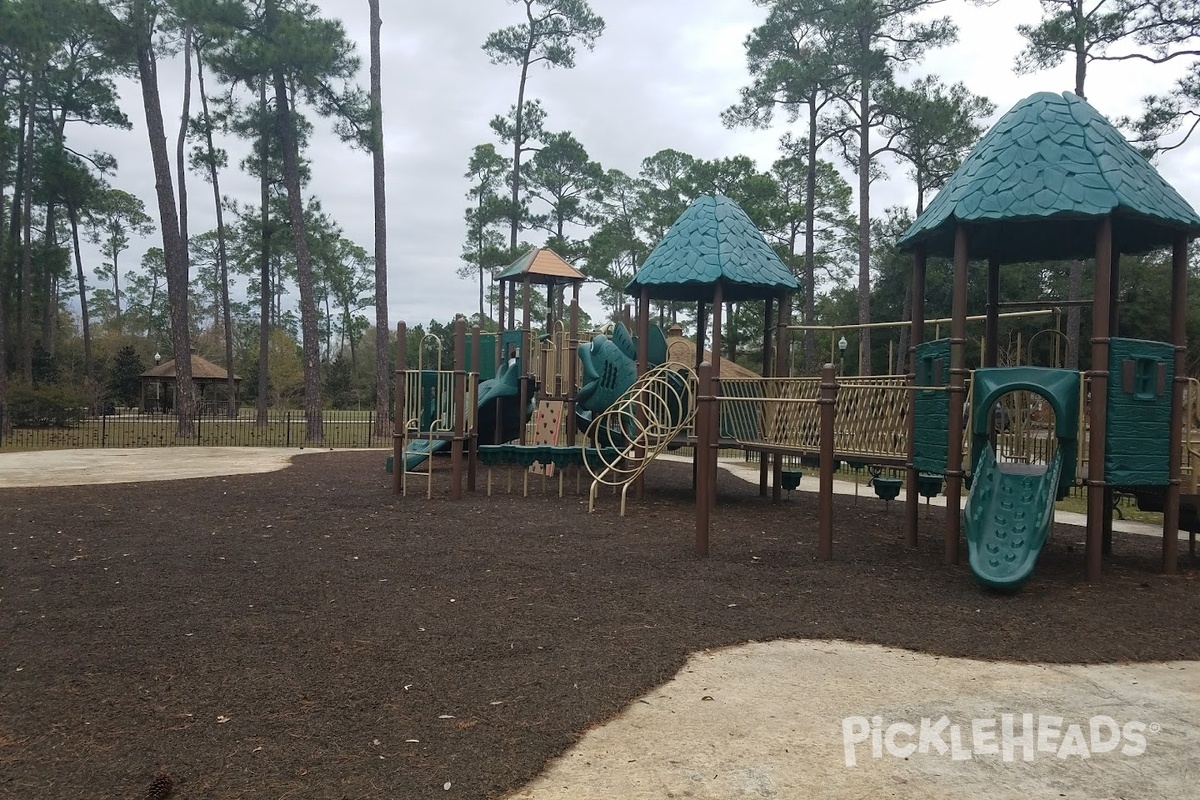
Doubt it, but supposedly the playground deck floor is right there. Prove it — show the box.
[0,449,1197,799]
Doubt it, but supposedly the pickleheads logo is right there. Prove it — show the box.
[841,714,1154,767]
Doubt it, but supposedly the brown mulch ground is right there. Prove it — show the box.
[1,451,1197,800]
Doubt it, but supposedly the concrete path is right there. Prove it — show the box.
[511,640,1199,800]
[1,448,1194,799]
[0,447,333,488]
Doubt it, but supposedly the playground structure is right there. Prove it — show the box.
[393,91,1200,591]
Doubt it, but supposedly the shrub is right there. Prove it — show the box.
[6,382,88,428]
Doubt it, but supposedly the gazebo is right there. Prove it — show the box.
[896,91,1200,580]
[140,352,241,415]
[625,194,800,552]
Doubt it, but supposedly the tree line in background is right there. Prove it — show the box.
[0,0,391,442]
[464,0,1200,376]
[3,0,1200,442]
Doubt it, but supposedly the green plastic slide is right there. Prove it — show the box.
[964,443,1062,592]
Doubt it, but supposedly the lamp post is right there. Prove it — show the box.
[837,335,848,375]
[154,352,162,413]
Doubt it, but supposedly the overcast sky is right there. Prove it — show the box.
[80,0,1200,331]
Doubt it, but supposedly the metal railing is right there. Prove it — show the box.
[0,408,392,450]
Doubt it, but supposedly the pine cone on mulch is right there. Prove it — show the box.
[145,772,174,800]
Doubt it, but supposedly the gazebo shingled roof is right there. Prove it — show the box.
[897,91,1200,261]
[141,353,240,381]
[495,247,586,285]
[625,195,799,302]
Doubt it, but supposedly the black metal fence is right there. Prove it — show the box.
[0,409,394,451]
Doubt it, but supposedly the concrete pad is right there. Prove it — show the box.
[511,640,1199,800]
[0,447,334,488]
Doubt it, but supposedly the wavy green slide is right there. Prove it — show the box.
[964,443,1062,592]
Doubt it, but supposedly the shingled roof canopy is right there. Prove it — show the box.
[495,247,586,285]
[898,91,1200,262]
[625,195,799,302]
[141,353,240,381]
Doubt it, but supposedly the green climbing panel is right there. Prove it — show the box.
[1106,338,1173,486]
[912,339,951,475]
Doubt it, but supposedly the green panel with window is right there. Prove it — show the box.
[1106,337,1173,486]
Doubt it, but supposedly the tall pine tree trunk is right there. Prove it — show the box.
[856,32,872,377]
[509,23,536,254]
[0,94,7,429]
[7,96,24,255]
[135,25,195,436]
[40,202,57,354]
[18,70,37,381]
[176,27,192,297]
[0,68,11,295]
[40,106,72,357]
[257,80,270,426]
[369,0,390,438]
[273,69,323,442]
[111,245,122,321]
[804,99,818,372]
[67,203,93,393]
[196,50,236,418]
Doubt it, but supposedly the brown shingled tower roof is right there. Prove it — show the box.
[495,247,586,285]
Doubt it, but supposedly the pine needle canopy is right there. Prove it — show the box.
[897,92,1200,261]
[625,195,799,302]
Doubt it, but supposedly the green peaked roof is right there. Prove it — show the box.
[625,195,799,302]
[898,91,1200,261]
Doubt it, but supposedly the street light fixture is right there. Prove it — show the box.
[837,335,848,374]
[154,351,162,413]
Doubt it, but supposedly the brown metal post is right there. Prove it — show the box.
[693,301,707,491]
[772,292,791,503]
[760,297,775,496]
[1103,248,1121,555]
[635,287,651,501]
[819,363,837,560]
[468,326,481,493]
[945,226,970,565]
[710,283,724,501]
[905,247,927,547]
[451,317,467,501]
[984,256,1000,368]
[566,290,580,446]
[498,280,506,334]
[1086,216,1114,581]
[1164,233,1188,574]
[393,321,407,495]
[519,275,532,445]
[695,361,714,556]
